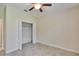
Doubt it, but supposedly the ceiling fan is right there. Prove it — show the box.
[24,3,52,12]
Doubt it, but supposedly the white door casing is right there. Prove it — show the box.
[18,20,36,50]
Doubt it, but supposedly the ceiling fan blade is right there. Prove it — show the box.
[43,4,52,6]
[39,8,43,12]
[29,7,34,11]
[24,9,27,12]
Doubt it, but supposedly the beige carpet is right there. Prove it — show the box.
[5,43,79,56]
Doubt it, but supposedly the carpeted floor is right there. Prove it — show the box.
[5,43,79,56]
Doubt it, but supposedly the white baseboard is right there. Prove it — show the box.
[38,41,79,54]
[6,48,18,54]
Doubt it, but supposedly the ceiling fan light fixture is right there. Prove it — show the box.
[34,4,42,9]
[25,3,52,12]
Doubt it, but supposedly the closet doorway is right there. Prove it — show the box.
[18,20,36,50]
[22,22,32,45]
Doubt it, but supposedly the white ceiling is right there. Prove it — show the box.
[5,3,79,18]
[14,3,79,11]
[12,3,79,17]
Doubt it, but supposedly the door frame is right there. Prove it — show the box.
[18,20,36,50]
[0,20,4,50]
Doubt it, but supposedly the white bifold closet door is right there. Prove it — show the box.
[22,22,32,44]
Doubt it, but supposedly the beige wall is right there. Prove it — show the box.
[0,5,4,19]
[0,20,2,48]
[37,5,79,52]
[0,5,5,50]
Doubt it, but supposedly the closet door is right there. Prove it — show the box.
[22,22,32,44]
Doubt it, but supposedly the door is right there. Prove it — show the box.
[18,20,36,50]
[22,22,32,44]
